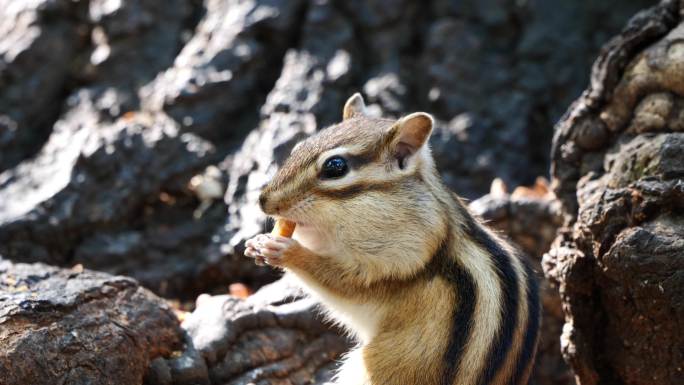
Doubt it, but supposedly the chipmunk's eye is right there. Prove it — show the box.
[321,156,349,179]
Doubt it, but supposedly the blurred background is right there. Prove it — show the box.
[0,0,665,384]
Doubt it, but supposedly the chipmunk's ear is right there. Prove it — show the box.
[343,93,367,120]
[387,112,433,169]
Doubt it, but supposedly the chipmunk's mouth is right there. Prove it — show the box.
[274,196,315,226]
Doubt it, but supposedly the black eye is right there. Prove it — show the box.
[321,156,349,179]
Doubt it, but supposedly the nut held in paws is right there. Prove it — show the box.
[272,219,296,238]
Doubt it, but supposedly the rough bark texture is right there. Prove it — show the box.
[147,278,348,385]
[0,259,346,385]
[0,98,278,299]
[543,1,684,384]
[0,259,183,385]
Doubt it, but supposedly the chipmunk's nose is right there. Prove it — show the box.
[259,188,287,215]
[258,192,268,212]
[259,191,279,214]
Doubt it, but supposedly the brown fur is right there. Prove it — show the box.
[249,94,540,385]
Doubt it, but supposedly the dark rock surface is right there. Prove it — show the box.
[141,0,307,142]
[544,1,684,384]
[0,259,183,385]
[422,0,653,197]
[0,93,256,299]
[0,0,86,172]
[0,0,192,172]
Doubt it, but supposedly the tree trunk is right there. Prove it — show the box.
[544,1,684,384]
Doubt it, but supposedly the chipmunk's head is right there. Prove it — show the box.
[259,93,444,258]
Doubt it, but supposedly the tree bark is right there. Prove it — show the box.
[544,1,684,384]
[155,278,349,385]
[0,260,184,385]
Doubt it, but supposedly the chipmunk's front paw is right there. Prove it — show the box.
[244,234,300,267]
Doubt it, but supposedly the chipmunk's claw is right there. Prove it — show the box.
[244,234,298,267]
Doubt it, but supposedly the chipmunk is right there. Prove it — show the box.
[244,94,540,385]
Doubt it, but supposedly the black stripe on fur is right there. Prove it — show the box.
[461,211,520,385]
[427,235,478,385]
[512,259,541,384]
